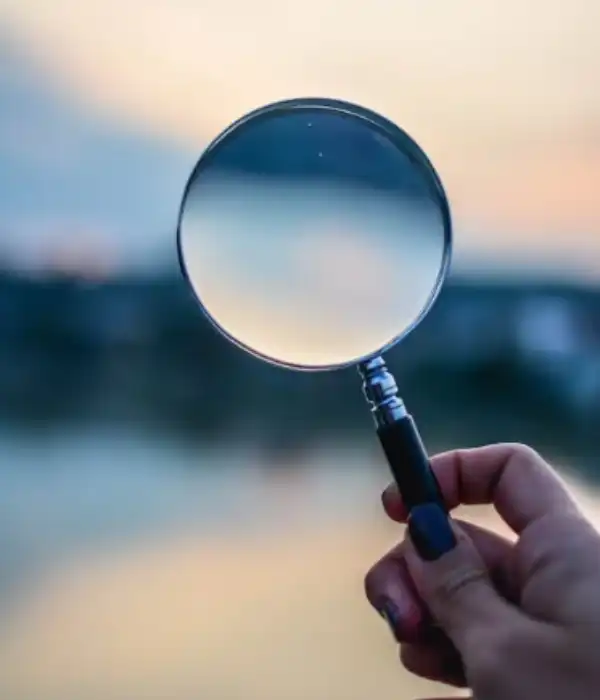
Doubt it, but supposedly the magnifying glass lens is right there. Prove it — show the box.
[177,99,450,371]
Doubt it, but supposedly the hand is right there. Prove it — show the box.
[364,443,600,699]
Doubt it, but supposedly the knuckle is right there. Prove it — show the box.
[429,565,488,607]
[363,559,392,603]
[505,442,542,465]
[363,541,409,604]
[363,565,379,602]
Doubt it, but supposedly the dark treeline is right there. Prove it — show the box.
[0,268,598,476]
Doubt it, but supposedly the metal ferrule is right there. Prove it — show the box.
[358,356,407,428]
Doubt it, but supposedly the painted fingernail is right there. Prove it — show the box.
[378,599,404,643]
[408,503,457,561]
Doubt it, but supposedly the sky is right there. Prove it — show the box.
[0,0,598,279]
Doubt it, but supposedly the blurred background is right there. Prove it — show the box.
[0,1,599,698]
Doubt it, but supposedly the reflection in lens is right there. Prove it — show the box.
[178,102,450,369]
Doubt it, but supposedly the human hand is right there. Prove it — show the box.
[364,443,600,699]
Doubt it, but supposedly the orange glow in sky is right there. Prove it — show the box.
[0,0,598,269]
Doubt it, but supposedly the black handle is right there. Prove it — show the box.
[377,415,446,513]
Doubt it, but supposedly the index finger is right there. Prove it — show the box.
[382,443,580,533]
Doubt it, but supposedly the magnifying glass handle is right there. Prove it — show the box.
[376,416,445,511]
[359,357,446,513]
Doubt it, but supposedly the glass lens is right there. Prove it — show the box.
[178,100,451,369]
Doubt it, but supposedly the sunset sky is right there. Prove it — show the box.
[0,0,598,278]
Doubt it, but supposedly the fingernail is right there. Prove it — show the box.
[408,503,457,561]
[377,593,426,644]
[378,599,404,643]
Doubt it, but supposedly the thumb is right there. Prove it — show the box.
[405,503,521,655]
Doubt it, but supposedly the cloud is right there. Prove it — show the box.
[0,37,195,271]
[1,0,598,144]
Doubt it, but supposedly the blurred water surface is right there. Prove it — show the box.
[0,428,385,570]
[0,425,598,700]
[0,427,418,700]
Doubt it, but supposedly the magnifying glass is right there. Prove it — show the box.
[177,97,452,520]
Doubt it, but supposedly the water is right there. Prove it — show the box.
[0,426,599,700]
[0,427,386,584]
[1,426,597,577]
